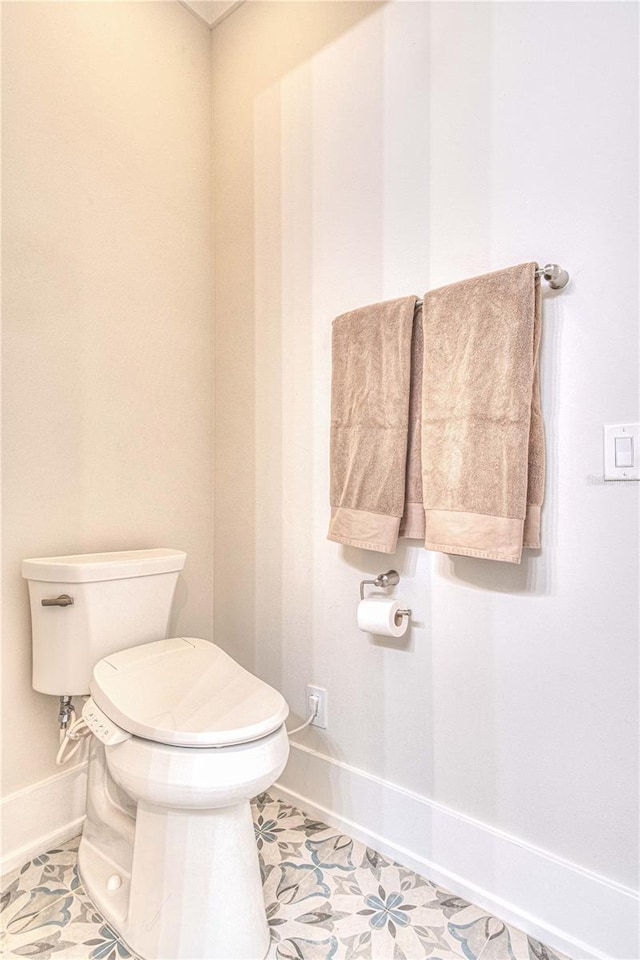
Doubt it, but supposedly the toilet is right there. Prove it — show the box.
[22,548,290,960]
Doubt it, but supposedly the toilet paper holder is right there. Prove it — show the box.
[359,570,411,624]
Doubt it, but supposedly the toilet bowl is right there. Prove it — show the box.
[22,550,290,960]
[79,636,290,960]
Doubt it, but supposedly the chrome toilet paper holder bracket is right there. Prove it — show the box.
[359,569,411,623]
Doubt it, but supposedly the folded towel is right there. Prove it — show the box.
[327,296,420,553]
[399,303,426,541]
[421,262,544,563]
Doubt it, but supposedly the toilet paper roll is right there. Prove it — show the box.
[357,598,408,638]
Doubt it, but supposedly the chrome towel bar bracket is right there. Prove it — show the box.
[536,263,570,289]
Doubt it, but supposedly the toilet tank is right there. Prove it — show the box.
[22,548,187,696]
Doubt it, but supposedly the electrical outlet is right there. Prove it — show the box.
[306,684,327,728]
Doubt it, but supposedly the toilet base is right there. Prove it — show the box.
[80,797,270,960]
[78,734,289,960]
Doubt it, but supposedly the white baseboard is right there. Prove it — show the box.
[275,743,639,960]
[1,762,88,878]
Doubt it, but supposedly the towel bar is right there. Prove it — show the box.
[414,262,569,307]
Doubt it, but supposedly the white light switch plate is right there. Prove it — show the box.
[603,423,640,480]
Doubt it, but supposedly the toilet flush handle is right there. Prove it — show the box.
[41,594,74,607]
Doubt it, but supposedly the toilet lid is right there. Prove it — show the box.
[90,637,289,747]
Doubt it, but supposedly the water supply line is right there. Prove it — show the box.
[58,695,74,732]
[56,695,91,765]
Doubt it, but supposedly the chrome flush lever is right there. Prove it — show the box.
[41,594,74,607]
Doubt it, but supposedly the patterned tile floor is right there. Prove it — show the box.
[1,792,569,960]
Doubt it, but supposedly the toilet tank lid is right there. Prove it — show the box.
[22,548,186,583]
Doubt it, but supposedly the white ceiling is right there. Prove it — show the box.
[179,1,244,29]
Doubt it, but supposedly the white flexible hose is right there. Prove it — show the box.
[286,698,319,737]
[56,713,91,766]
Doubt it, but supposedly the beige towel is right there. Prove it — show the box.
[327,296,422,553]
[399,303,426,540]
[422,262,544,563]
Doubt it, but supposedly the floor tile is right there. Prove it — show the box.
[1,792,570,960]
[1,837,80,906]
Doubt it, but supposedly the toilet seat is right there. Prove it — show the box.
[90,637,289,748]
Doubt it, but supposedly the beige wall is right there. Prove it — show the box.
[211,0,639,894]
[1,1,213,795]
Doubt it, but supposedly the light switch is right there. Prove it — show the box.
[614,436,634,468]
[604,423,640,480]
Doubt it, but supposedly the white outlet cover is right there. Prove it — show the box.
[306,684,327,729]
[603,423,640,480]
